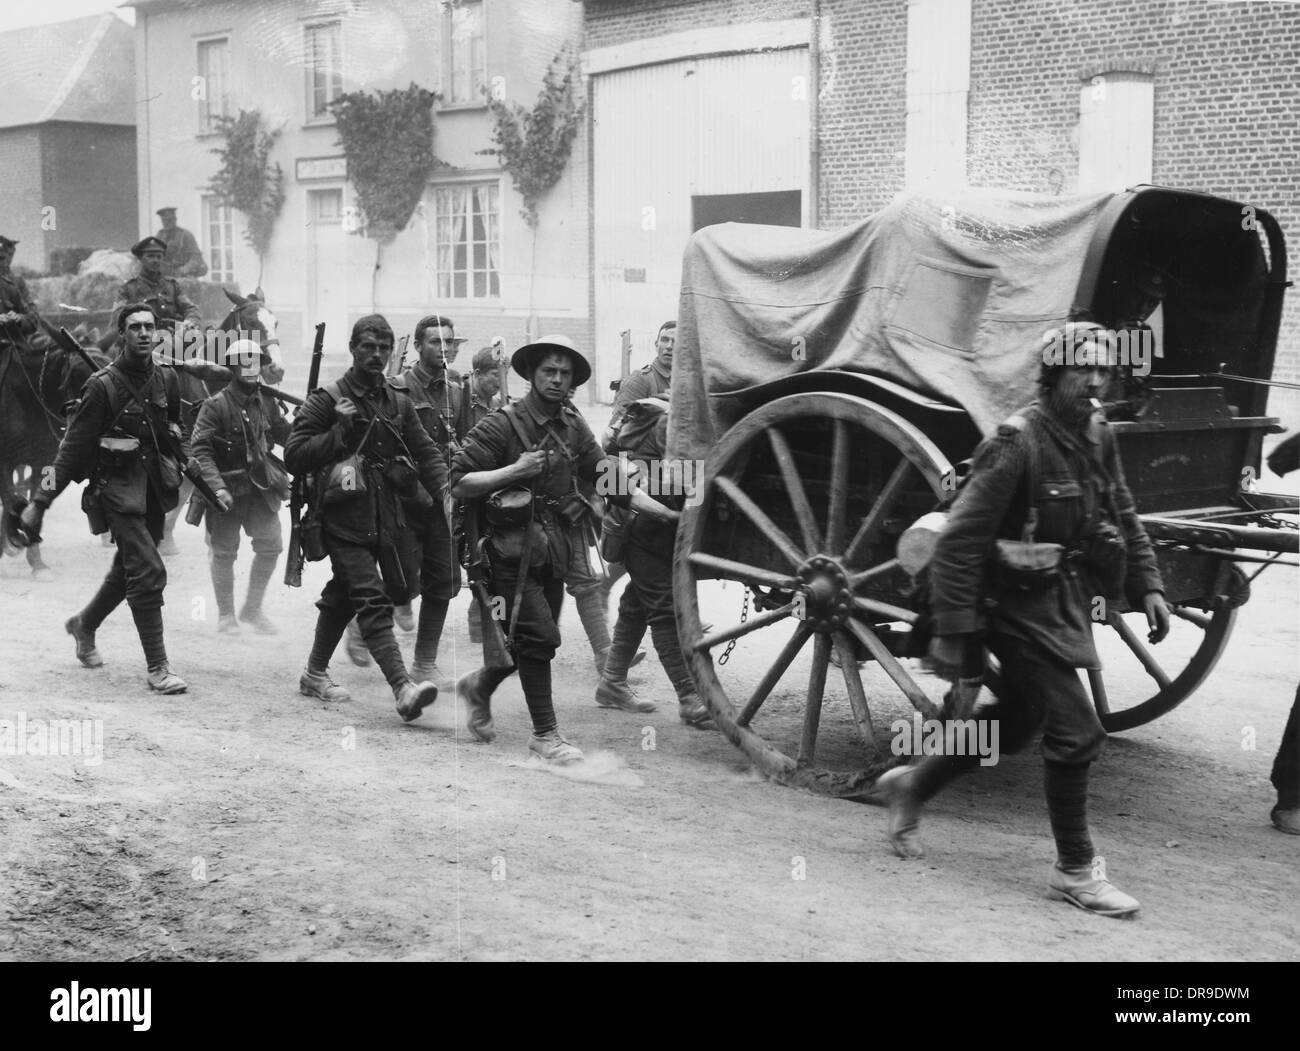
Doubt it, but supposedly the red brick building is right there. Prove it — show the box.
[581,0,1300,417]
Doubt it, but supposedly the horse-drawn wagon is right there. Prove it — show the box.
[668,186,1297,797]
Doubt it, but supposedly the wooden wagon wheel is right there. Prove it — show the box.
[1088,594,1239,733]
[673,392,953,798]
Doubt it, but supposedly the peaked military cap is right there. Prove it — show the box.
[132,236,167,257]
[156,206,178,216]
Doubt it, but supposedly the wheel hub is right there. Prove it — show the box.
[797,555,853,631]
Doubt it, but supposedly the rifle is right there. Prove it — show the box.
[284,322,326,587]
[460,501,514,670]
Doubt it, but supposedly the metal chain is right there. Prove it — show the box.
[717,587,749,665]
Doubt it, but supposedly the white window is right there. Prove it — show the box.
[202,195,236,283]
[308,187,344,224]
[1077,72,1154,193]
[444,0,486,105]
[196,37,231,134]
[432,183,500,299]
[905,0,971,190]
[305,21,343,122]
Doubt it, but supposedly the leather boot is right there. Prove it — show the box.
[239,551,279,635]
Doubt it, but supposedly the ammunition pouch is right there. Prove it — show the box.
[250,452,291,503]
[555,492,593,528]
[1078,519,1127,598]
[383,454,419,500]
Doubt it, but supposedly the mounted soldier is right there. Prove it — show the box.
[189,338,292,635]
[0,234,41,347]
[286,313,446,722]
[154,207,209,279]
[20,303,191,694]
[110,236,201,346]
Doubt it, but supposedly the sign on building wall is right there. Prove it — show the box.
[296,156,347,181]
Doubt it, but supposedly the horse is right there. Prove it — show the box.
[0,324,105,576]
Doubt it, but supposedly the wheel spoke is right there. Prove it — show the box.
[738,623,812,728]
[688,552,798,591]
[849,557,901,590]
[1087,668,1110,717]
[825,419,849,553]
[844,458,914,567]
[1170,605,1211,630]
[833,631,879,755]
[851,595,918,624]
[1107,612,1172,690]
[695,602,796,654]
[715,475,805,568]
[798,633,832,765]
[767,427,822,553]
[845,617,940,719]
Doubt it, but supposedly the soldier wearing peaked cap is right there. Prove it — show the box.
[20,303,191,694]
[449,335,676,765]
[0,235,42,349]
[189,339,292,635]
[155,207,208,279]
[112,237,201,342]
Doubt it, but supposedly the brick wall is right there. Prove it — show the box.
[583,0,1300,419]
[967,0,1300,420]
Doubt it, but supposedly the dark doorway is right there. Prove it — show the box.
[692,191,802,232]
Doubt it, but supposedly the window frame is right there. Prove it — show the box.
[202,193,236,284]
[195,34,231,136]
[441,0,488,109]
[430,179,502,301]
[304,19,344,125]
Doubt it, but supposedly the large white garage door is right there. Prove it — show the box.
[591,47,809,395]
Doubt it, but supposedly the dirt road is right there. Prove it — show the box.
[1,418,1296,962]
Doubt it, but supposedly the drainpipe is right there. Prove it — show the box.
[809,0,821,228]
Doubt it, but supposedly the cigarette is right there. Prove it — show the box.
[1089,397,1103,411]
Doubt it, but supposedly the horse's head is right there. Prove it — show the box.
[221,286,284,385]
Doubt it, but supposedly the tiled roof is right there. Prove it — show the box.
[0,13,135,129]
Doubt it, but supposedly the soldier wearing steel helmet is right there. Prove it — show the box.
[449,335,676,765]
[189,338,292,635]
[878,320,1170,918]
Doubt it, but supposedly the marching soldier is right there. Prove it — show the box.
[595,396,713,727]
[154,207,209,279]
[377,314,469,683]
[20,304,190,693]
[878,322,1170,918]
[287,314,446,721]
[190,338,292,635]
[602,320,675,453]
[460,345,506,645]
[0,235,42,345]
[450,335,675,764]
[112,236,201,338]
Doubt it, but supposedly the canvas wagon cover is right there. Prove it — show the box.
[667,189,1115,464]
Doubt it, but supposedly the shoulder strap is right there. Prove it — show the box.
[503,402,538,452]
